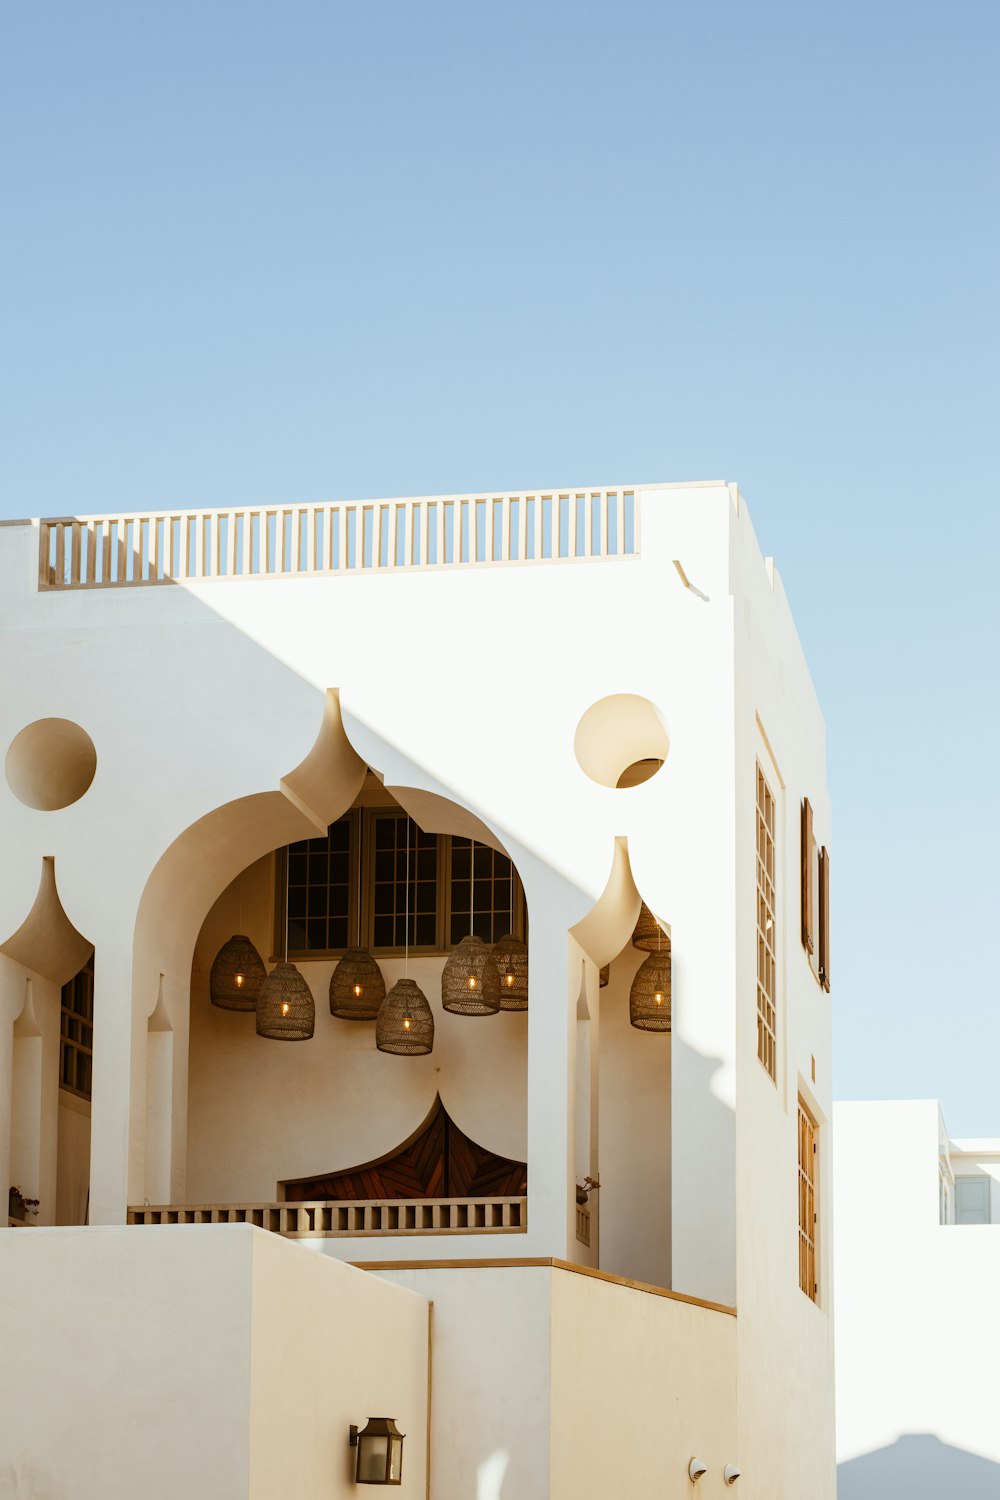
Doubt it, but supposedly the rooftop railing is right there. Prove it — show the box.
[127,1195,527,1237]
[38,489,637,590]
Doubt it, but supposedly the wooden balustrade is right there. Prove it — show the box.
[38,490,638,590]
[127,1195,527,1237]
[576,1202,591,1248]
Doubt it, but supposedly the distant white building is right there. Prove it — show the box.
[0,483,834,1498]
[835,1100,1000,1498]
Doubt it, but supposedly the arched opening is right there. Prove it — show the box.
[55,951,94,1225]
[1,859,93,1227]
[569,841,673,1288]
[598,929,672,1289]
[175,770,530,1231]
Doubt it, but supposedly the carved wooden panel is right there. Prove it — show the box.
[285,1097,527,1202]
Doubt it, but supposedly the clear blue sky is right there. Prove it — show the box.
[2,2,997,1131]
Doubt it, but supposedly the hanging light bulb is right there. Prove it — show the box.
[632,901,669,952]
[444,839,500,1016]
[628,943,672,1032]
[375,815,434,1055]
[491,933,528,1012]
[377,978,434,1055]
[256,962,315,1040]
[443,936,501,1015]
[210,934,266,1011]
[330,948,386,1020]
[489,850,528,1012]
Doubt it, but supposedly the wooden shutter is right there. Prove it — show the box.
[819,847,831,992]
[801,799,816,955]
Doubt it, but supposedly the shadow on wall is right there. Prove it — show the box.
[839,1434,1000,1499]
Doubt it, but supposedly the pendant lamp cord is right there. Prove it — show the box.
[404,817,410,978]
[470,838,475,940]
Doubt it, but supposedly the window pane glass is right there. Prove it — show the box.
[287,817,353,953]
[448,841,519,945]
[370,815,439,952]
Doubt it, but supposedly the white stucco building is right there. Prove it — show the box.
[835,1100,1000,1498]
[0,483,834,1498]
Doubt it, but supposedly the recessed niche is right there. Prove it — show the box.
[5,718,97,810]
[574,695,670,789]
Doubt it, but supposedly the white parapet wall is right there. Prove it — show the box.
[0,1225,430,1500]
[834,1100,1000,1495]
[373,1260,737,1500]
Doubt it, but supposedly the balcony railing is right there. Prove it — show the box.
[127,1195,527,1237]
[38,489,638,590]
[575,1202,591,1247]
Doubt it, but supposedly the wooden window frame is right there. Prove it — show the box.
[798,1096,819,1302]
[274,813,526,961]
[756,762,778,1083]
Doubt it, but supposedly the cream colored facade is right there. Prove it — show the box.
[835,1100,1000,1497]
[0,483,834,1498]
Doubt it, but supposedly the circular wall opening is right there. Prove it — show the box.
[5,718,98,810]
[573,694,670,790]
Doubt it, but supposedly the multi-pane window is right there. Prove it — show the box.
[798,1098,818,1301]
[280,812,524,958]
[60,952,94,1101]
[756,763,778,1081]
[370,812,440,951]
[450,837,516,945]
[286,816,353,954]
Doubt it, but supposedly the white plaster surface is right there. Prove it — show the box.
[835,1100,1000,1496]
[0,1225,429,1500]
[376,1262,737,1500]
[0,483,835,1497]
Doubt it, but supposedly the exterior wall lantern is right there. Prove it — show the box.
[350,1417,405,1485]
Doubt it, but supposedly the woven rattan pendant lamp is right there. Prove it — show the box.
[376,977,434,1055]
[492,933,528,1011]
[632,901,668,951]
[376,817,434,1055]
[330,868,386,1020]
[490,858,528,1011]
[599,964,610,988]
[256,867,315,1040]
[210,875,266,1011]
[629,931,671,1032]
[257,962,315,1040]
[210,933,266,1011]
[443,841,501,1016]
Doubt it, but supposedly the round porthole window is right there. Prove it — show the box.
[573,694,669,789]
[5,718,97,810]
